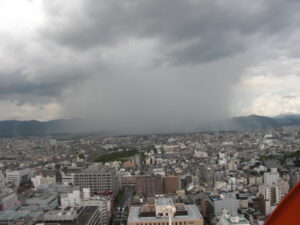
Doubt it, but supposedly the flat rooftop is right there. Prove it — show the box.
[79,164,114,174]
[155,198,173,206]
[128,205,203,222]
[220,216,250,225]
[42,206,98,225]
[0,210,30,221]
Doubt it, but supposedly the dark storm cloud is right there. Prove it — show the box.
[42,0,300,64]
[0,70,75,97]
[0,62,100,101]
[0,35,106,103]
[1,0,300,131]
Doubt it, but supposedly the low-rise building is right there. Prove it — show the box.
[128,197,204,225]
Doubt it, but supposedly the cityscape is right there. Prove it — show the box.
[1,0,300,224]
[0,126,300,224]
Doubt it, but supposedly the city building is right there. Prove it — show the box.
[31,175,56,190]
[128,198,204,225]
[25,192,58,211]
[0,192,20,211]
[263,168,279,186]
[207,194,239,222]
[60,189,81,207]
[136,176,164,196]
[74,164,119,195]
[0,210,31,225]
[6,169,31,186]
[42,206,107,225]
[259,185,281,206]
[218,209,250,225]
[163,176,180,194]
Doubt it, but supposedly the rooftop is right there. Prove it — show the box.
[128,205,203,222]
[42,206,98,225]
[0,210,30,221]
[220,216,250,225]
[155,198,173,206]
[79,164,114,174]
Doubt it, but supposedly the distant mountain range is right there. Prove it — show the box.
[0,114,300,137]
[0,119,93,137]
[219,114,300,131]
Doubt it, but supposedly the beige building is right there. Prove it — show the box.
[128,198,203,225]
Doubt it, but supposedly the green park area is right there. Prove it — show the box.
[94,150,138,163]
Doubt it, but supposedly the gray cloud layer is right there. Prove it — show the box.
[43,0,300,61]
[1,0,300,133]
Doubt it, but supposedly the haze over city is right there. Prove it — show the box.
[1,0,300,133]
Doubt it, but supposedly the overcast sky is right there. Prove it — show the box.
[1,0,300,133]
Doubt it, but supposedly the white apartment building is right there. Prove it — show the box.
[264,168,279,186]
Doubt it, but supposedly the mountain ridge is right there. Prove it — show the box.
[0,114,300,137]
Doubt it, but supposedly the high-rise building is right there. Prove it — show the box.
[133,153,142,168]
[264,168,279,186]
[136,176,164,196]
[74,164,119,195]
[259,186,271,201]
[203,166,214,188]
[163,176,180,194]
[259,185,281,205]
[271,186,281,205]
[277,180,289,197]
[258,194,271,216]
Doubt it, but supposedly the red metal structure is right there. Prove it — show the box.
[264,181,300,225]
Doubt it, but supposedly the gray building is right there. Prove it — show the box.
[42,206,107,225]
[74,164,119,195]
[128,198,204,225]
[6,169,31,186]
[203,166,215,188]
[25,192,58,211]
[207,194,239,222]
